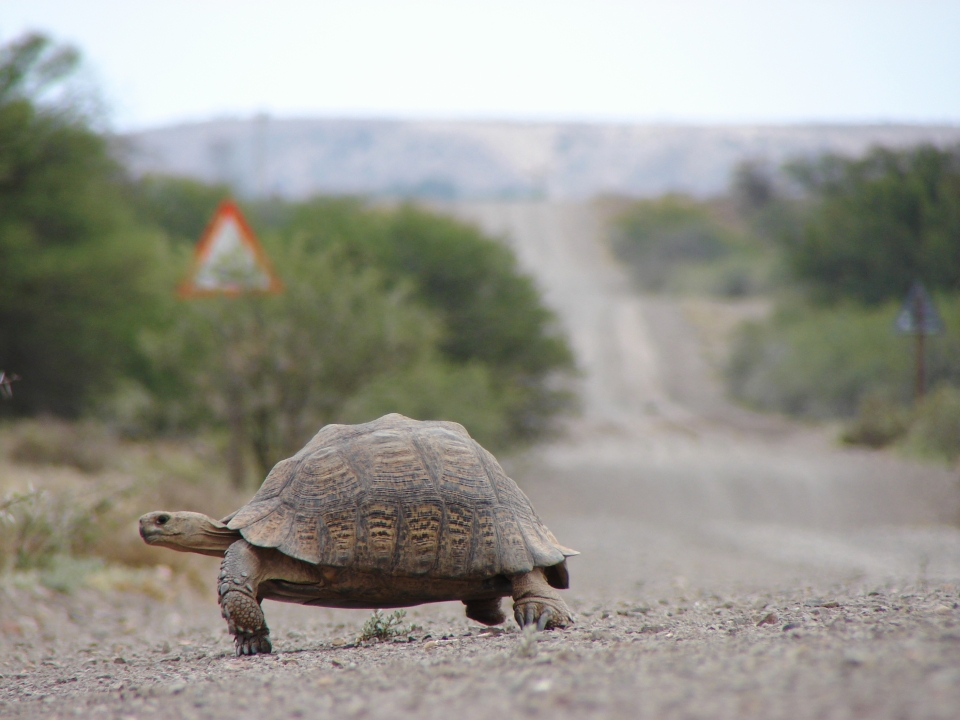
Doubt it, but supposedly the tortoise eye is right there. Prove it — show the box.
[157,514,170,525]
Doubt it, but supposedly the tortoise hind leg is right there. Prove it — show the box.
[511,567,573,630]
[219,540,272,656]
[463,597,506,626]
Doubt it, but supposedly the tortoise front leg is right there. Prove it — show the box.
[219,540,272,656]
[511,567,573,630]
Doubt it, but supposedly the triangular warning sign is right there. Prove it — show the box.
[894,281,943,335]
[178,200,283,297]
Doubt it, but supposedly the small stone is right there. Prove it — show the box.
[843,651,868,667]
[757,612,778,627]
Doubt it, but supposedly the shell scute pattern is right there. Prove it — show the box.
[366,430,441,501]
[240,501,293,549]
[396,501,443,575]
[429,428,497,503]
[318,506,357,566]
[231,414,570,579]
[493,506,534,574]
[289,510,322,563]
[469,504,500,576]
[435,502,473,577]
[355,499,399,571]
[296,447,361,508]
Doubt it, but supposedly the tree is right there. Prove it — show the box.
[0,33,166,416]
[783,145,960,304]
[276,200,576,443]
[145,239,442,482]
[610,194,734,291]
[126,174,232,246]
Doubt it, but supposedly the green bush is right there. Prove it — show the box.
[610,194,770,295]
[840,392,910,448]
[141,242,441,478]
[342,357,510,450]
[263,199,576,444]
[727,295,960,418]
[126,174,232,246]
[0,34,575,473]
[904,385,960,462]
[0,34,169,417]
[783,145,960,305]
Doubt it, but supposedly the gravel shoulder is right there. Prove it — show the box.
[4,578,960,720]
[4,200,960,719]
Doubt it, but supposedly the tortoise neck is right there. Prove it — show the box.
[189,515,242,556]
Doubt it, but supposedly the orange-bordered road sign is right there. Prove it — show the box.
[178,200,283,298]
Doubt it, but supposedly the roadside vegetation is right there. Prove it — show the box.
[0,33,574,581]
[609,147,960,464]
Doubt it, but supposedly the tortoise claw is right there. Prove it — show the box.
[524,605,536,628]
[236,633,272,656]
[536,608,553,631]
[514,602,558,631]
[513,597,572,631]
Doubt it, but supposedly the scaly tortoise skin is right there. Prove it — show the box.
[140,414,578,655]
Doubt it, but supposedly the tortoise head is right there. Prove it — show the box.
[139,511,240,557]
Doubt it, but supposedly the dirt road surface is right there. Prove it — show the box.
[4,202,960,719]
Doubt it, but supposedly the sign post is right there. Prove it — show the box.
[180,200,283,487]
[894,281,943,400]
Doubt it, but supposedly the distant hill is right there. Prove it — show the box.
[119,118,960,199]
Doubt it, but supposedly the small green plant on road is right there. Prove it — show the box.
[357,609,413,643]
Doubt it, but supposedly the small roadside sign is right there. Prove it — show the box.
[894,281,943,399]
[894,281,943,335]
[178,200,283,297]
[0,371,19,399]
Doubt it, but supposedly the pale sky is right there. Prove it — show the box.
[2,0,958,131]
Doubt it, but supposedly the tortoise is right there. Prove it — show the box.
[139,413,578,655]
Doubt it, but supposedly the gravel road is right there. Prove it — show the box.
[3,201,960,719]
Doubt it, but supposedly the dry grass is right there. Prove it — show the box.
[0,419,248,594]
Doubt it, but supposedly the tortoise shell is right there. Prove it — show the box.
[226,414,575,584]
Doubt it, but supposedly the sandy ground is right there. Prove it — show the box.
[3,201,960,719]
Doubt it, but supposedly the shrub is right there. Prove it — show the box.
[357,609,414,643]
[9,418,110,472]
[904,385,960,463]
[610,194,771,296]
[783,145,960,305]
[278,201,576,443]
[840,392,910,448]
[0,484,119,572]
[143,242,443,481]
[727,295,960,418]
[342,357,511,451]
[0,34,169,417]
